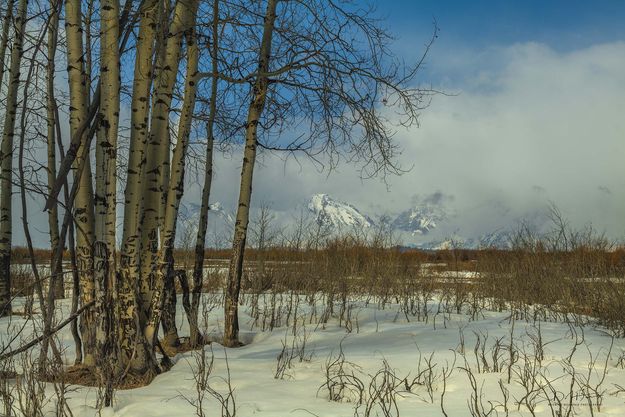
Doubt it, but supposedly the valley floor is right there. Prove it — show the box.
[2,294,625,416]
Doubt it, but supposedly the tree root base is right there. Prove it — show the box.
[159,336,212,357]
[41,364,157,389]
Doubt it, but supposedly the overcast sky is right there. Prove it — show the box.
[197,1,625,241]
[14,0,625,246]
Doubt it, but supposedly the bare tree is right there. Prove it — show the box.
[64,0,97,365]
[0,0,28,317]
[189,0,220,349]
[221,0,434,346]
[0,0,16,87]
[46,0,63,300]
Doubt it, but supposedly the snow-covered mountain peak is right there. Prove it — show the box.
[308,193,374,229]
[392,202,449,235]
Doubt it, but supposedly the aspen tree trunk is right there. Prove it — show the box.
[118,0,159,374]
[149,29,199,349]
[0,0,27,318]
[65,0,96,364]
[94,0,119,397]
[189,133,212,346]
[46,0,64,300]
[0,0,15,87]
[137,0,198,364]
[140,0,199,318]
[223,0,278,347]
[189,0,219,347]
[17,39,63,367]
[84,0,94,101]
[56,130,83,364]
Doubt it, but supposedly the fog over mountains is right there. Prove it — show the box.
[178,193,524,249]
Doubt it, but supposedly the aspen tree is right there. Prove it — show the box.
[220,0,432,346]
[118,0,160,374]
[46,0,63,300]
[94,0,120,397]
[0,0,15,87]
[135,0,199,365]
[139,0,199,326]
[150,28,200,349]
[189,0,219,347]
[65,0,96,364]
[0,0,27,317]
[223,0,278,347]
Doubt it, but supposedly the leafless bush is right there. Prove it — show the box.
[183,345,236,417]
[402,347,438,403]
[575,336,613,415]
[14,350,47,417]
[512,348,542,416]
[0,350,17,416]
[275,325,314,380]
[47,355,76,417]
[460,362,500,417]
[439,355,456,417]
[356,360,402,417]
[318,341,365,404]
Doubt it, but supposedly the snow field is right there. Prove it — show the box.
[2,294,625,416]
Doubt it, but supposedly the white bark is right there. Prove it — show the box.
[94,0,120,392]
[65,0,96,364]
[0,0,27,317]
[147,28,199,348]
[118,0,160,374]
[138,0,199,354]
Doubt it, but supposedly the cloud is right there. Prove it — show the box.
[11,40,625,247]
[598,186,612,195]
[383,41,625,238]
[409,191,454,207]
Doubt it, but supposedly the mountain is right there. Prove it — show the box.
[392,202,449,235]
[175,194,517,250]
[206,202,235,224]
[181,201,234,225]
[477,230,512,249]
[176,201,235,247]
[413,230,513,250]
[307,194,374,230]
[413,235,472,250]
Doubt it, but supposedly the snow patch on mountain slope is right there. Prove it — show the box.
[392,203,449,235]
[308,194,374,230]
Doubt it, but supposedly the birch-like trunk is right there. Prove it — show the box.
[139,0,199,312]
[138,0,198,360]
[46,0,63,300]
[0,0,27,317]
[94,0,119,396]
[148,28,199,348]
[189,0,219,347]
[65,0,96,364]
[223,0,278,347]
[56,130,83,364]
[118,0,159,373]
[0,0,15,86]
[84,0,94,101]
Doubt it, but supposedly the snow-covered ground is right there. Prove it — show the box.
[2,293,625,416]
